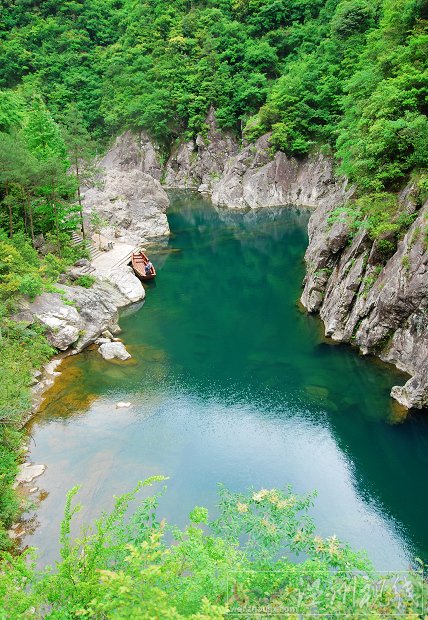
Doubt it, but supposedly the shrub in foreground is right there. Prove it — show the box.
[0,479,425,619]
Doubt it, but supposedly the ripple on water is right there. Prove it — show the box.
[22,194,427,569]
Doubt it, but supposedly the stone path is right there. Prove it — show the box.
[91,242,136,275]
[71,232,137,276]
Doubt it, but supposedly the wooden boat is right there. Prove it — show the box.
[131,251,156,280]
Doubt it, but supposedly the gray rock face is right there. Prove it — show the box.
[83,132,169,245]
[212,136,352,209]
[163,110,351,210]
[107,115,350,212]
[98,341,131,361]
[164,107,238,189]
[301,197,428,409]
[100,130,163,179]
[15,267,145,352]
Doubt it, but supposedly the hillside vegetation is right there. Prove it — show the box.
[1,0,427,190]
[0,98,90,549]
[0,0,427,616]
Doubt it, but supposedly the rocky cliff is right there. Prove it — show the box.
[83,131,170,245]
[92,115,427,409]
[164,109,351,210]
[301,194,428,409]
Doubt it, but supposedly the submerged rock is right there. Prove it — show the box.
[98,342,131,361]
[16,463,46,485]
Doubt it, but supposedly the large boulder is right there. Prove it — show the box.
[98,341,131,361]
[108,266,145,303]
[14,294,81,350]
[14,267,145,352]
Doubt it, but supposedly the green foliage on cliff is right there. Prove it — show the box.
[0,480,425,619]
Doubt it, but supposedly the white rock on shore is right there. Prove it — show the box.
[16,463,46,485]
[14,266,145,352]
[98,341,131,361]
[108,266,145,303]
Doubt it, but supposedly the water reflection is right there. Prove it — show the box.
[24,192,428,569]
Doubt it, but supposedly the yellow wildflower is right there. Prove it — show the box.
[267,490,280,505]
[252,489,269,502]
[327,535,339,556]
[261,518,277,534]
[293,529,304,543]
[313,535,325,553]
[237,502,249,513]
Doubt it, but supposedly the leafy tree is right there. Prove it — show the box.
[90,209,109,249]
[62,104,96,238]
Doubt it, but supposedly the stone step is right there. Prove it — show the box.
[90,250,104,260]
[113,248,138,271]
[79,265,96,274]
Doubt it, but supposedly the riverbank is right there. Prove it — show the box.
[7,115,426,548]
[86,115,427,410]
[6,236,162,546]
[21,194,425,569]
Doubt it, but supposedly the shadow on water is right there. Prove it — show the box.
[24,191,428,568]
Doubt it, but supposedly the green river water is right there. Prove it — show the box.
[25,192,428,568]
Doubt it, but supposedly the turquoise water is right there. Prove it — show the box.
[25,192,428,567]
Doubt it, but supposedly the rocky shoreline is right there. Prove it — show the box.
[112,107,425,410]
[11,115,427,542]
[301,193,428,410]
[22,109,427,425]
[16,267,144,423]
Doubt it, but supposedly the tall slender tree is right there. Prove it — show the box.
[62,104,96,239]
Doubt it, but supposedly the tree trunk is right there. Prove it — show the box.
[8,203,13,238]
[5,182,13,238]
[75,158,85,239]
[22,188,29,235]
[51,174,61,257]
[27,194,36,247]
[54,201,61,257]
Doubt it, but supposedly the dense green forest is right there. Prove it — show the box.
[1,0,427,188]
[0,0,427,616]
